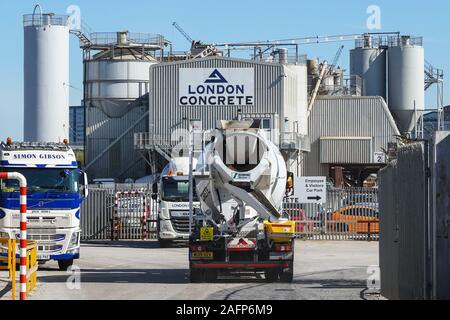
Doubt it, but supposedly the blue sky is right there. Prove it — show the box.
[0,0,448,140]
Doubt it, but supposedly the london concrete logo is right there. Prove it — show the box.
[205,69,228,84]
[179,68,255,107]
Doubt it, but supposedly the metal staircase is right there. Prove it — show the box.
[69,21,93,48]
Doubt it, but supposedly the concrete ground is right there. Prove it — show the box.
[0,240,382,300]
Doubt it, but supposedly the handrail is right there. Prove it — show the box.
[0,238,17,300]
[32,4,43,27]
[0,172,28,300]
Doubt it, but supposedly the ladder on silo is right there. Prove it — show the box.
[69,20,92,48]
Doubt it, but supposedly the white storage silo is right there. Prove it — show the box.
[350,36,387,100]
[85,32,158,118]
[292,64,308,136]
[24,9,70,143]
[388,36,425,134]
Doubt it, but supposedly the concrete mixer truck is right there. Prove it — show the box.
[189,120,295,283]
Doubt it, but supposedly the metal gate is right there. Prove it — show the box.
[81,186,378,241]
[285,187,379,241]
[80,187,158,241]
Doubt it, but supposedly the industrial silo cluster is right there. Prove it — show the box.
[350,34,425,134]
[21,5,438,185]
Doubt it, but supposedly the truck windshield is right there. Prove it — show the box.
[0,168,81,194]
[162,180,198,202]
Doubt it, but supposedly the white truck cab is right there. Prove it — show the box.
[156,157,200,247]
[0,140,88,270]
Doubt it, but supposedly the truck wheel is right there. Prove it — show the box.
[58,259,74,271]
[204,270,218,283]
[265,269,279,282]
[158,239,172,248]
[279,265,294,283]
[190,268,203,283]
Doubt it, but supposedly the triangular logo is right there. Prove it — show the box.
[205,69,228,83]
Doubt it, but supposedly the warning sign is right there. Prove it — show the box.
[295,176,327,204]
[200,227,214,241]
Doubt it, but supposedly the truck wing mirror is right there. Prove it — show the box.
[81,171,89,199]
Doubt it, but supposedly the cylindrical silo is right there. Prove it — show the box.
[388,36,425,134]
[350,36,387,100]
[24,9,70,143]
[85,32,159,118]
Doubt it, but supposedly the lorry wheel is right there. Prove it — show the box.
[265,269,279,282]
[158,240,172,248]
[204,270,218,283]
[279,266,294,283]
[58,259,74,271]
[190,268,203,283]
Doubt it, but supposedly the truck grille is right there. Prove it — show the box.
[28,234,66,242]
[37,245,64,253]
[171,217,190,234]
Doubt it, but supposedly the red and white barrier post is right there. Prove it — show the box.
[0,172,27,300]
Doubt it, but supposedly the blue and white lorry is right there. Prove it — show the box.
[0,139,88,270]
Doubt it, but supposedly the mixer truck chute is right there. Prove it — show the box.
[189,120,295,283]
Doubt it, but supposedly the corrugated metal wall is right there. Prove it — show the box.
[320,137,372,164]
[432,132,450,299]
[86,106,148,180]
[149,57,285,143]
[304,96,400,176]
[379,143,427,300]
[379,133,450,300]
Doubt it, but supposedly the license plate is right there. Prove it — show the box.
[200,227,214,241]
[192,252,213,259]
[38,255,50,260]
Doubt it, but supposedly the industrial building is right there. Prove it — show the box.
[69,105,84,146]
[136,56,310,176]
[21,6,445,185]
[304,96,400,184]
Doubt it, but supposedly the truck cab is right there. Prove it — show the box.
[0,140,88,270]
[157,157,200,247]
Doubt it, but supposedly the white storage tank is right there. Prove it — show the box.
[85,32,159,118]
[286,64,308,136]
[388,36,425,134]
[350,35,387,100]
[23,8,70,142]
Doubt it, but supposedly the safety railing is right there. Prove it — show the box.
[0,238,17,300]
[89,32,166,48]
[25,241,38,297]
[0,238,39,300]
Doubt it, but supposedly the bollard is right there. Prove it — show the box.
[0,172,27,300]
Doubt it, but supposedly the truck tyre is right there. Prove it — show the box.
[190,268,203,283]
[280,264,294,283]
[204,270,218,283]
[58,259,74,271]
[158,239,172,248]
[265,269,279,282]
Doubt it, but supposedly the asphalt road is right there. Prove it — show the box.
[1,240,381,300]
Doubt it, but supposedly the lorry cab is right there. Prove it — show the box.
[157,157,200,247]
[0,140,88,270]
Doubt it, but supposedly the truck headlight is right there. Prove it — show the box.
[0,231,9,239]
[68,232,80,249]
